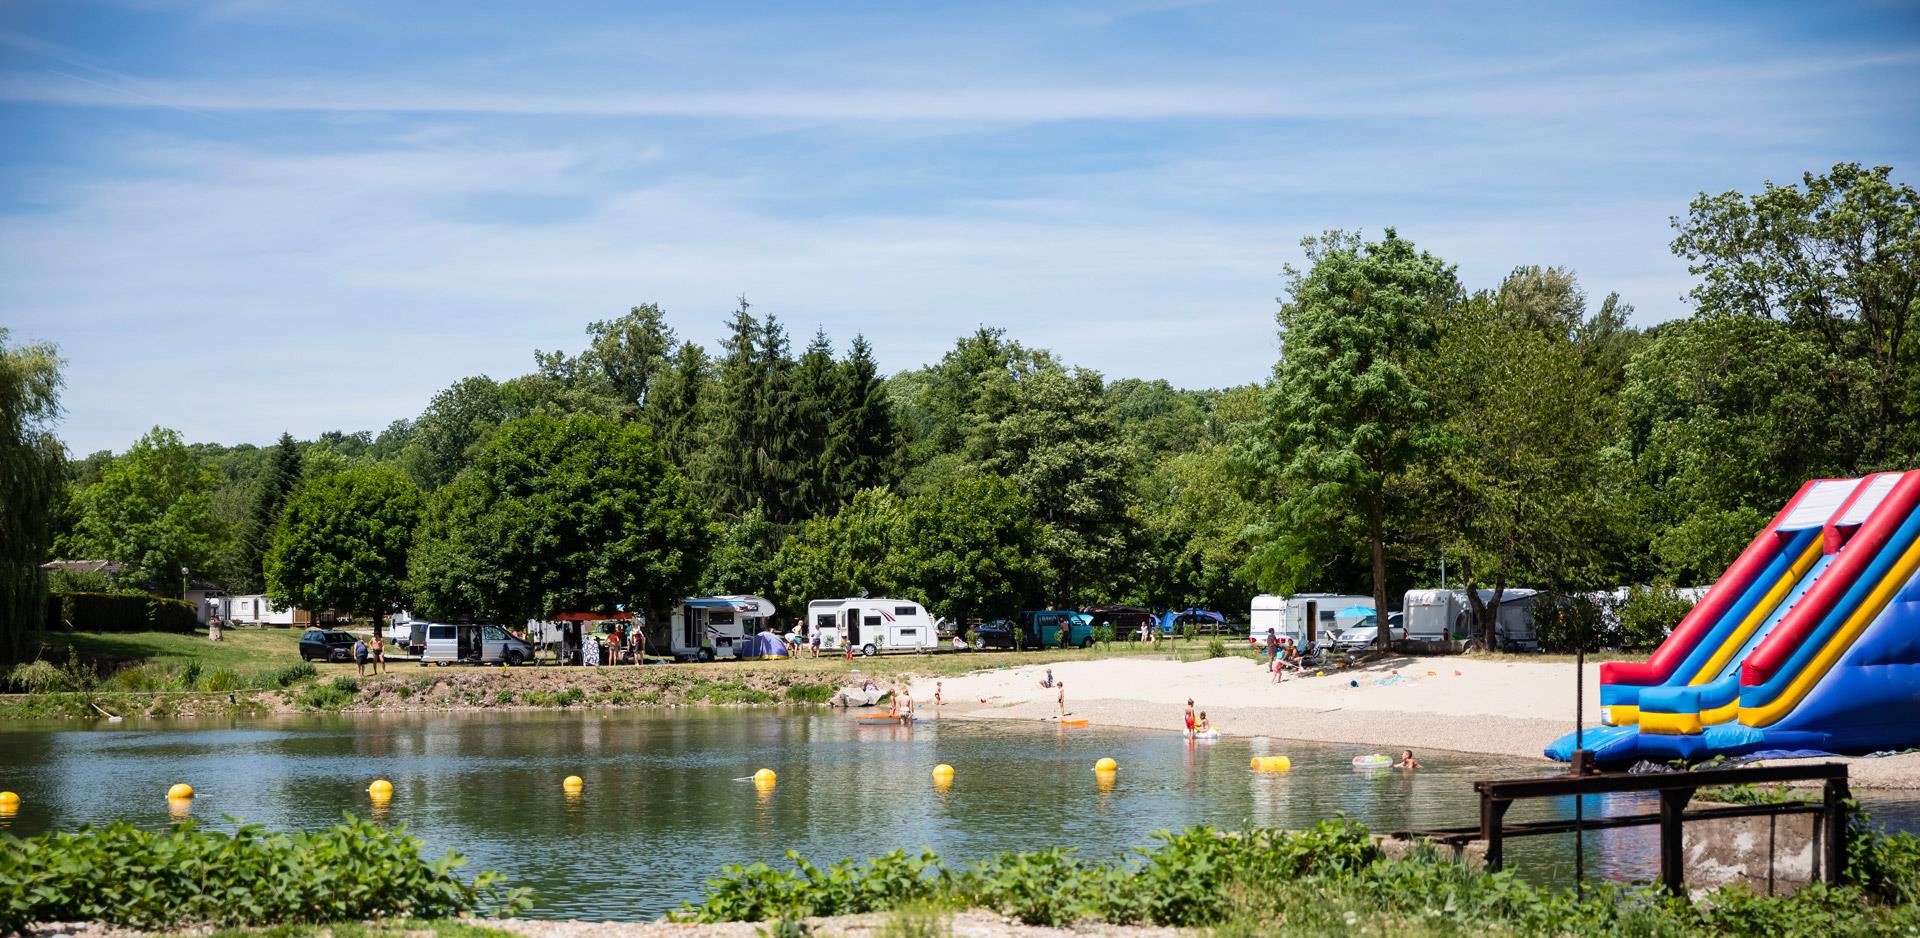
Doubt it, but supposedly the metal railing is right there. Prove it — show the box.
[1395,762,1851,895]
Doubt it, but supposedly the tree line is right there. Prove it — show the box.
[3,162,1914,657]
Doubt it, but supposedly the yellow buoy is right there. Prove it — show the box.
[368,779,393,799]
[0,791,19,805]
[562,775,584,791]
[1094,767,1117,791]
[1093,757,1117,772]
[753,768,777,784]
[167,783,194,800]
[1250,755,1292,772]
[932,763,955,781]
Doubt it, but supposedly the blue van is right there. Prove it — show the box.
[1022,610,1093,649]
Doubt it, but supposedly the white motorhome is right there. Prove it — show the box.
[1247,593,1376,648]
[1402,588,1541,651]
[811,598,935,656]
[669,595,775,661]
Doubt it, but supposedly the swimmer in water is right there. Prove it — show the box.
[1394,749,1422,770]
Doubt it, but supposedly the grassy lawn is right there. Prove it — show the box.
[40,626,314,679]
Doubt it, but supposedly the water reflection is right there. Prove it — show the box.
[2,709,1916,920]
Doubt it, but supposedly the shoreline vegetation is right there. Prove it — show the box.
[11,816,1920,937]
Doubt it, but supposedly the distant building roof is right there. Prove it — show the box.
[39,559,125,575]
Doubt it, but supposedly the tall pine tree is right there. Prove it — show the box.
[239,432,302,592]
[826,334,900,505]
[787,330,840,520]
[643,341,709,470]
[702,299,768,518]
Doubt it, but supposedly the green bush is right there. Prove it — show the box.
[1532,593,1618,653]
[45,592,199,633]
[197,667,241,692]
[107,664,159,692]
[785,682,835,703]
[7,660,69,694]
[257,662,318,689]
[1205,638,1227,659]
[295,680,356,710]
[680,818,1920,935]
[0,815,531,929]
[1620,582,1695,650]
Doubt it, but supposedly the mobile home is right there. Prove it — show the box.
[811,598,935,656]
[669,595,775,661]
[221,594,300,626]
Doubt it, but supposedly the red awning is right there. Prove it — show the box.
[551,611,634,621]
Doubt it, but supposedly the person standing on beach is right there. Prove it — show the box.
[370,628,385,675]
[934,680,943,719]
[1056,682,1066,720]
[1183,698,1197,736]
[353,634,369,677]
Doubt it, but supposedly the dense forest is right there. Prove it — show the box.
[4,163,1915,655]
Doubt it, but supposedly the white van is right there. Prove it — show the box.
[812,598,935,656]
[669,595,775,661]
[416,622,535,666]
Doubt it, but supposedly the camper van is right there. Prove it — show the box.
[810,598,936,656]
[1246,593,1376,649]
[1402,588,1541,651]
[668,595,775,661]
[415,622,535,665]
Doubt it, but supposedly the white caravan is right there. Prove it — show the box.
[1403,588,1541,651]
[669,595,775,661]
[1247,593,1376,649]
[220,593,298,626]
[811,598,936,656]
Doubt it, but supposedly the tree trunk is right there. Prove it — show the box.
[1370,494,1390,649]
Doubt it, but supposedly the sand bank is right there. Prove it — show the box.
[907,655,1920,789]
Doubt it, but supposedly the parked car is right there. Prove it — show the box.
[1330,613,1408,652]
[299,629,358,662]
[969,618,1023,650]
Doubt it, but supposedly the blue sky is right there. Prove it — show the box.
[3,1,1917,454]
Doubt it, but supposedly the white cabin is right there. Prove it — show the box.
[669,595,775,661]
[810,597,935,656]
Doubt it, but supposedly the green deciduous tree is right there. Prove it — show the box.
[1672,162,1920,463]
[1,330,65,660]
[399,376,509,489]
[1618,313,1870,581]
[699,509,784,599]
[1251,229,1459,646]
[971,364,1136,605]
[770,488,904,616]
[1422,268,1626,646]
[893,475,1046,621]
[265,465,424,623]
[60,427,223,597]
[408,414,710,637]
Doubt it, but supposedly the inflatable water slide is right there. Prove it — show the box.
[1548,471,1920,766]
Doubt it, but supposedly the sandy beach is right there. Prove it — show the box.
[907,653,1920,788]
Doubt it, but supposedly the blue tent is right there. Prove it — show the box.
[749,631,790,658]
[1158,609,1225,634]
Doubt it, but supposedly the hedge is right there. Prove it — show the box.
[45,592,199,633]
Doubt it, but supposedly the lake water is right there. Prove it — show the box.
[4,709,1917,920]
